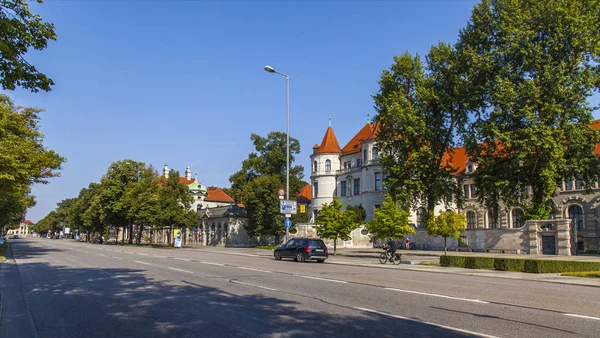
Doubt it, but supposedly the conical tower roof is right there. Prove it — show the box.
[315,126,342,154]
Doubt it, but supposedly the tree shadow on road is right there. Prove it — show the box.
[7,260,485,338]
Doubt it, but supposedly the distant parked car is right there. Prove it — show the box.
[91,237,104,244]
[274,238,328,263]
[12,235,19,239]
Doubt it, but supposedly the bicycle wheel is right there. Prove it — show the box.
[379,252,388,264]
[392,254,402,265]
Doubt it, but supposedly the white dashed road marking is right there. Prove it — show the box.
[200,262,225,266]
[133,261,150,265]
[565,313,600,321]
[168,267,194,274]
[355,307,499,338]
[297,275,348,284]
[384,287,489,304]
[230,280,278,291]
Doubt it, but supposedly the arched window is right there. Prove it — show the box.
[372,147,378,160]
[488,212,497,229]
[568,205,584,230]
[416,208,427,228]
[325,159,331,171]
[313,161,318,172]
[363,149,368,162]
[466,211,477,229]
[511,209,524,228]
[210,222,215,231]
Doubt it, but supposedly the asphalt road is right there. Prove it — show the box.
[2,239,600,338]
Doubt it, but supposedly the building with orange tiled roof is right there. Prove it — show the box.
[307,119,600,254]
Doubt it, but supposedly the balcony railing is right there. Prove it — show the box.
[336,166,362,175]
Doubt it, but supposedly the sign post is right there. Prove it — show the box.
[279,194,296,243]
[278,188,285,200]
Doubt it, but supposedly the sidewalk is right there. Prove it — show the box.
[188,246,600,288]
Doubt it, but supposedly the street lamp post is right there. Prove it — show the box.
[264,65,290,243]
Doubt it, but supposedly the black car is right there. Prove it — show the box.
[273,238,328,263]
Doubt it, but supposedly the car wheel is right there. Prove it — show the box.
[317,259,325,263]
[296,252,305,263]
[274,252,282,260]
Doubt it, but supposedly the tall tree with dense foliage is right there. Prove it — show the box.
[373,44,468,213]
[458,0,600,219]
[97,160,145,244]
[316,197,360,254]
[126,167,160,244]
[0,0,56,92]
[157,170,197,246]
[366,194,414,241]
[0,95,63,234]
[228,132,307,239]
[425,211,466,255]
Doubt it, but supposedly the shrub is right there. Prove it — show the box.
[440,255,465,267]
[561,271,600,278]
[523,260,600,273]
[464,257,495,269]
[494,258,525,272]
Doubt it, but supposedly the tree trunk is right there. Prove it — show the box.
[115,226,119,245]
[128,219,133,244]
[333,238,337,255]
[169,222,173,247]
[444,236,447,256]
[137,225,143,245]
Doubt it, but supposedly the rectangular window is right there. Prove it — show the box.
[372,147,379,159]
[343,162,348,169]
[463,184,471,199]
[347,161,352,168]
[375,172,382,190]
[374,204,381,209]
[341,181,347,196]
[470,184,478,197]
[353,178,360,195]
[356,159,362,167]
[363,149,368,162]
[566,180,574,190]
[382,173,388,190]
[314,183,318,198]
[575,177,583,190]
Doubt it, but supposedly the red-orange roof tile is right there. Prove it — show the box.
[178,177,196,185]
[316,126,342,154]
[441,147,469,174]
[296,184,312,203]
[342,123,374,154]
[24,220,33,225]
[206,187,235,202]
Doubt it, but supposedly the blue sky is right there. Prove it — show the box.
[7,1,598,222]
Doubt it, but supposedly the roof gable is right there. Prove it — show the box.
[206,187,235,202]
[316,126,342,154]
[342,123,374,155]
[296,184,312,203]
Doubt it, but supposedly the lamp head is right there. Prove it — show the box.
[264,65,276,73]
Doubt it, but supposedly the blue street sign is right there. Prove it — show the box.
[285,219,292,228]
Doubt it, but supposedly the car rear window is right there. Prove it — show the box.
[308,240,325,249]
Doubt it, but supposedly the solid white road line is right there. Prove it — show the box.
[174,258,190,261]
[384,287,489,304]
[237,267,272,273]
[200,262,225,266]
[355,307,500,338]
[565,313,600,321]
[168,267,194,274]
[133,260,150,265]
[112,256,123,260]
[230,280,278,291]
[297,275,348,284]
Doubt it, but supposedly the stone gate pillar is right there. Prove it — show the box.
[556,219,572,256]
[526,220,539,254]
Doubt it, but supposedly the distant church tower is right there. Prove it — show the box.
[185,166,192,181]
[163,164,169,178]
[310,120,342,222]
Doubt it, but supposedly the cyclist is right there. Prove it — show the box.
[383,239,398,262]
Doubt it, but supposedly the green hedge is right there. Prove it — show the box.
[439,255,600,273]
[464,257,495,269]
[494,258,526,272]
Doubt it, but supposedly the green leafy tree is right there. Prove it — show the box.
[366,194,414,241]
[0,95,64,222]
[228,132,306,204]
[346,204,367,224]
[457,0,600,219]
[316,197,360,254]
[157,170,197,246]
[0,0,56,92]
[0,189,33,234]
[97,160,145,244]
[244,175,284,238]
[229,132,307,239]
[126,167,160,244]
[373,44,467,213]
[71,183,104,240]
[425,211,466,255]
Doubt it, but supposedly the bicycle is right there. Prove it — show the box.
[379,250,402,265]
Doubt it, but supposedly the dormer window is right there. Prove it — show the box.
[467,164,473,173]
